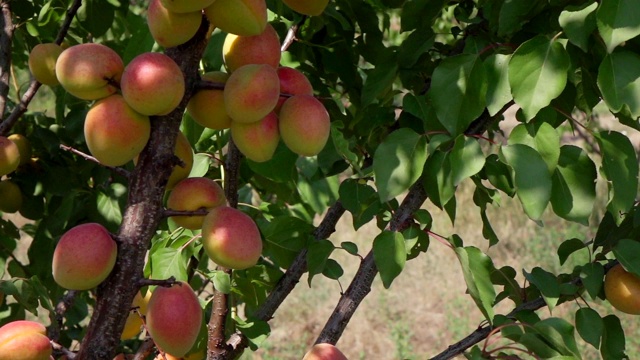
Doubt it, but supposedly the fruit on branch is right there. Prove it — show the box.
[222,23,281,72]
[201,206,263,270]
[120,290,152,340]
[279,95,330,156]
[160,0,215,13]
[302,343,349,360]
[231,112,280,162]
[282,0,330,16]
[0,320,52,360]
[167,131,194,190]
[604,263,640,315]
[167,177,226,229]
[186,71,232,130]
[121,52,186,115]
[8,134,32,166]
[0,136,20,176]
[84,94,151,166]
[55,43,124,100]
[52,222,118,290]
[28,43,63,86]
[275,66,313,113]
[146,281,203,357]
[148,0,203,48]
[204,0,267,36]
[224,64,280,124]
[0,180,22,213]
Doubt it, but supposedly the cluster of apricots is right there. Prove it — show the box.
[0,133,31,213]
[7,0,343,359]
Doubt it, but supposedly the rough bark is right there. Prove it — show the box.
[0,1,13,118]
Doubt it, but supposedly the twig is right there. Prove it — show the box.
[281,17,306,52]
[162,208,210,218]
[132,338,156,360]
[48,290,77,342]
[0,1,14,118]
[137,276,177,288]
[51,340,77,359]
[59,144,131,179]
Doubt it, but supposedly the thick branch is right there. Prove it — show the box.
[0,1,13,118]
[73,18,210,360]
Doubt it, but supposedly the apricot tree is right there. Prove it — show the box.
[1,0,640,359]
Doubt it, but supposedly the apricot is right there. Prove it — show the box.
[167,177,226,229]
[0,180,22,213]
[0,320,52,360]
[146,281,203,357]
[222,24,281,72]
[224,64,280,124]
[55,43,124,100]
[28,43,63,86]
[303,343,348,360]
[148,0,203,48]
[84,94,151,167]
[275,66,313,113]
[52,222,118,290]
[201,206,262,270]
[282,0,329,16]
[204,0,267,36]
[279,95,330,156]
[160,0,215,13]
[121,52,185,115]
[120,290,152,340]
[186,71,232,130]
[231,112,280,162]
[604,263,640,315]
[8,134,32,166]
[0,136,20,176]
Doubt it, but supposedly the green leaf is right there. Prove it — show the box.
[235,318,270,351]
[429,54,487,136]
[557,238,587,266]
[508,122,560,173]
[595,131,639,225]
[454,246,496,322]
[373,128,427,202]
[576,308,603,349]
[601,315,627,359]
[297,175,340,215]
[559,2,598,52]
[398,28,435,67]
[423,150,455,208]
[260,216,313,269]
[524,267,560,312]
[612,239,640,277]
[551,145,597,225]
[534,318,581,358]
[402,226,429,260]
[596,0,640,53]
[361,54,398,106]
[322,259,344,280]
[248,143,298,183]
[450,136,485,186]
[597,51,640,118]
[508,36,570,120]
[401,0,447,32]
[77,0,116,37]
[373,231,406,288]
[307,240,336,286]
[484,53,512,116]
[498,0,542,36]
[484,154,515,196]
[340,241,359,256]
[96,183,126,231]
[210,270,231,294]
[502,144,552,220]
[580,262,605,299]
[339,180,381,230]
[150,247,188,282]
[189,153,211,178]
[330,123,360,173]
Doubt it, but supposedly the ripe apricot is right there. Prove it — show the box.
[224,64,280,124]
[167,177,226,229]
[0,136,20,176]
[0,320,52,360]
[604,263,640,315]
[279,95,330,156]
[28,43,63,86]
[222,24,281,72]
[204,0,267,36]
[231,112,280,162]
[148,0,202,48]
[186,71,233,130]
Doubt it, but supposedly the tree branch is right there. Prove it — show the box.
[0,1,14,118]
[48,290,77,343]
[59,144,131,179]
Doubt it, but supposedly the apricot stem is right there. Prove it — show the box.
[59,144,131,179]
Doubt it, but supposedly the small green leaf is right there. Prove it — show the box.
[373,231,406,288]
[557,238,587,266]
[340,241,359,256]
[612,239,640,277]
[429,54,487,136]
[502,144,552,220]
[580,262,604,299]
[484,53,512,116]
[402,226,429,260]
[211,270,231,294]
[509,35,570,120]
[597,51,640,118]
[339,179,381,229]
[77,0,116,37]
[596,0,640,53]
[524,267,560,312]
[322,259,344,280]
[373,128,427,202]
[422,150,455,208]
[401,0,447,32]
[189,153,211,178]
[362,54,398,106]
[307,240,336,285]
[601,315,627,360]
[551,145,597,225]
[559,2,598,52]
[150,247,188,282]
[450,137,485,186]
[260,216,313,269]
[508,122,560,173]
[484,154,515,196]
[235,318,270,351]
[454,246,496,322]
[576,308,603,349]
[595,131,639,225]
[534,318,581,358]
[398,29,435,67]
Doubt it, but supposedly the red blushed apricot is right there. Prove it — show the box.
[160,0,215,13]
[52,223,117,290]
[224,64,280,124]
[204,0,267,36]
[279,95,330,156]
[148,0,203,48]
[146,281,203,357]
[0,320,52,360]
[186,71,232,130]
[84,94,151,167]
[28,43,63,86]
[201,206,262,270]
[222,24,281,72]
[0,136,20,176]
[275,67,314,113]
[167,177,226,230]
[302,343,349,360]
[55,43,124,100]
[230,112,280,162]
[121,52,185,116]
